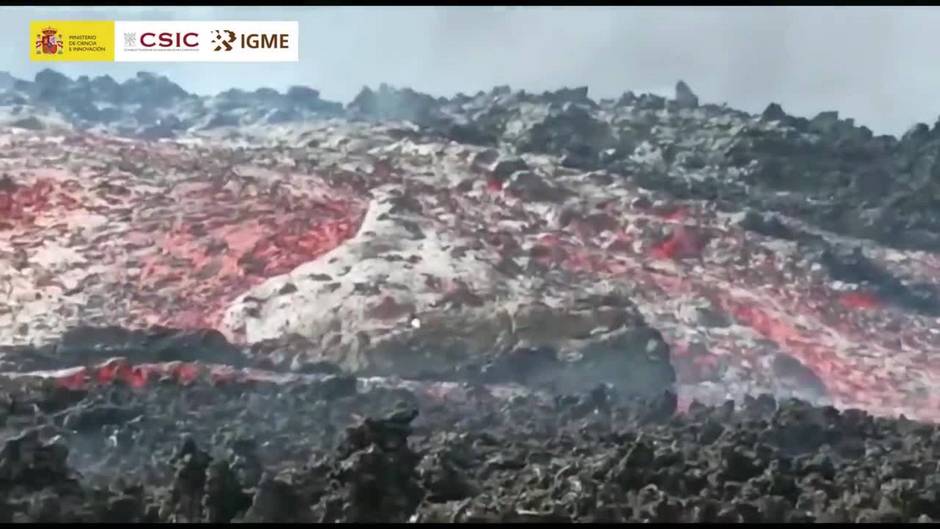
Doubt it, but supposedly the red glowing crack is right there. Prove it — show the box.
[527,207,940,421]
[5,133,940,422]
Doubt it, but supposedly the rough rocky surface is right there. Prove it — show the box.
[1,361,940,523]
[0,69,939,522]
[2,71,940,420]
[0,70,343,137]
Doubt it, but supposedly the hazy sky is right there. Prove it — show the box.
[1,6,937,136]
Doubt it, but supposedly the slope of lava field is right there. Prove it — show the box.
[2,114,940,422]
[0,132,365,339]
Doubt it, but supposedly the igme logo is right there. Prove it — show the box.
[211,29,291,51]
[211,29,236,52]
[240,32,290,49]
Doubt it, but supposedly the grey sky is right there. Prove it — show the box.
[0,5,936,136]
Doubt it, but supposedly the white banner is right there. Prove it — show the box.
[113,21,298,62]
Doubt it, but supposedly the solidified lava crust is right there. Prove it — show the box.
[3,368,940,523]
[2,71,940,522]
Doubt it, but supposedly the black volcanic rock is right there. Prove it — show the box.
[674,80,699,109]
[90,75,122,102]
[0,72,15,91]
[761,102,787,122]
[120,72,189,106]
[286,85,320,103]
[3,66,940,524]
[0,322,939,522]
[347,84,442,124]
[54,326,246,366]
[34,68,72,101]
[543,86,591,105]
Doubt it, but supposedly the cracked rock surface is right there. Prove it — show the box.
[0,69,939,522]
[3,72,939,418]
[0,368,939,523]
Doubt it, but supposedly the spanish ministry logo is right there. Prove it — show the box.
[30,21,115,62]
[35,26,63,56]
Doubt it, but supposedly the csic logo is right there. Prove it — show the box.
[142,32,198,49]
[123,29,198,50]
[211,28,291,52]
[147,32,196,48]
[211,29,236,52]
[35,26,63,55]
